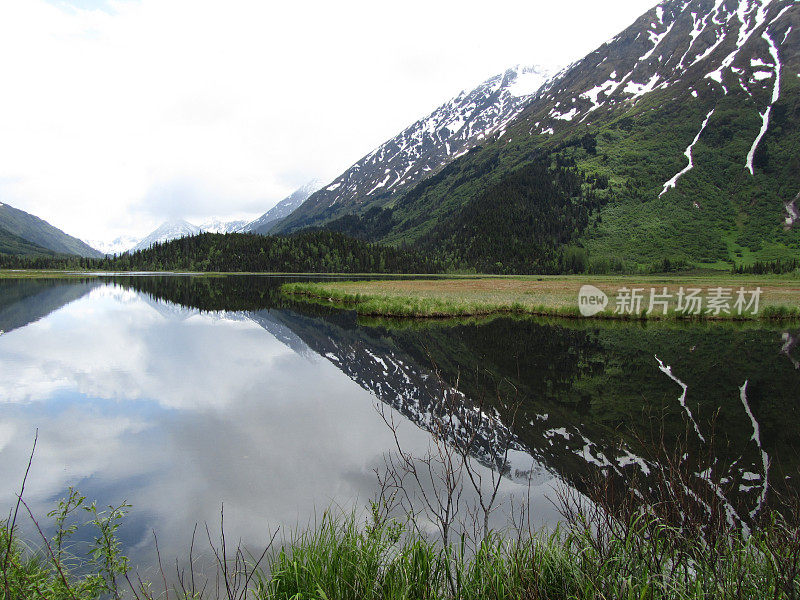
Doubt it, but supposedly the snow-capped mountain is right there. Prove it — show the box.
[275,65,554,233]
[96,218,249,255]
[132,220,201,252]
[242,179,324,235]
[87,235,142,256]
[198,218,248,234]
[288,0,798,267]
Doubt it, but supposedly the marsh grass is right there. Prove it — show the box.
[283,275,800,321]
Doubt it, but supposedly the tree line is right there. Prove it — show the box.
[0,231,444,273]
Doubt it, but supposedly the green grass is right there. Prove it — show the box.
[258,511,799,600]
[0,270,105,279]
[282,274,800,321]
[5,507,799,600]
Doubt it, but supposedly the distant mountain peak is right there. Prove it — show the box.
[86,235,142,256]
[93,216,248,255]
[241,179,325,235]
[298,178,325,194]
[198,218,248,234]
[132,219,200,252]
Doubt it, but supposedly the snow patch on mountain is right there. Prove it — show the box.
[745,30,782,175]
[705,0,775,88]
[581,78,622,111]
[508,65,551,97]
[660,108,715,196]
[785,191,799,229]
[624,73,662,98]
[641,20,675,61]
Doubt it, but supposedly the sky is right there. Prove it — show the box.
[0,0,658,245]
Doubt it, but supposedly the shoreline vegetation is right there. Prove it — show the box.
[4,502,800,600]
[282,275,800,321]
[2,269,798,321]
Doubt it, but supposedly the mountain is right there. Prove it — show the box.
[242,180,323,234]
[132,220,201,252]
[91,219,245,256]
[198,218,248,234]
[280,0,800,272]
[0,202,103,258]
[274,66,553,233]
[87,235,143,256]
[0,226,58,256]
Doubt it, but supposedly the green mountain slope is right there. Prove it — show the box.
[303,0,800,272]
[0,226,59,256]
[0,202,102,258]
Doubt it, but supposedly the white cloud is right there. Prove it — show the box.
[0,0,657,243]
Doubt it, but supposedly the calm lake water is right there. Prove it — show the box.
[1,275,798,573]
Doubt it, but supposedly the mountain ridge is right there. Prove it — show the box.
[242,179,324,235]
[275,65,554,233]
[0,202,103,258]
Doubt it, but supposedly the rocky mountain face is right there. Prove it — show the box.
[0,202,103,258]
[242,180,323,234]
[525,0,798,134]
[275,66,553,233]
[281,0,800,270]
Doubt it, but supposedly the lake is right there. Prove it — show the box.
[1,274,798,576]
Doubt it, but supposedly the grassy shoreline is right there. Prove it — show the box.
[282,275,800,321]
[4,501,799,600]
[4,269,800,321]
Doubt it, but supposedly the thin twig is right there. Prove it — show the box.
[2,430,37,597]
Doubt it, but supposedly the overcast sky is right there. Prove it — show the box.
[0,0,657,243]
